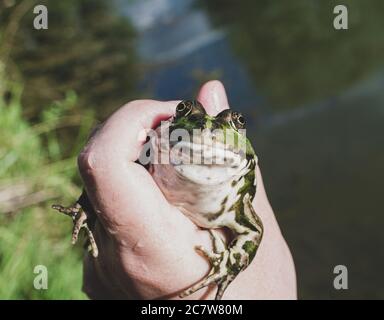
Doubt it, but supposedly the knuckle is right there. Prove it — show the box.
[77,148,96,173]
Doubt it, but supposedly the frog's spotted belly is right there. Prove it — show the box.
[154,171,242,228]
[151,158,256,229]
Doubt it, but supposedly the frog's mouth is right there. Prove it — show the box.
[167,141,248,185]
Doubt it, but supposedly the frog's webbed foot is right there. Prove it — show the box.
[180,197,263,300]
[179,230,228,299]
[52,192,99,258]
[179,229,231,300]
[194,229,226,267]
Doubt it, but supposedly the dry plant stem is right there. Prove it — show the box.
[0,182,56,214]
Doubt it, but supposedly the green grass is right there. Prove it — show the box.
[0,65,94,299]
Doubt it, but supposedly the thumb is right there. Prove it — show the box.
[196,80,230,115]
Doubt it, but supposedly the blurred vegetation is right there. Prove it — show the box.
[0,61,93,298]
[0,0,139,299]
[201,0,384,110]
[1,0,138,121]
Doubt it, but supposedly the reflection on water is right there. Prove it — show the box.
[203,0,384,110]
[258,74,384,299]
[119,0,262,111]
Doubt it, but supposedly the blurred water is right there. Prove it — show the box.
[118,0,262,111]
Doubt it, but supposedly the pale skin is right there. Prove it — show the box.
[79,80,297,300]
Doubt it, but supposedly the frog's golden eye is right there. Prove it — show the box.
[231,112,246,129]
[237,114,245,126]
[176,100,193,117]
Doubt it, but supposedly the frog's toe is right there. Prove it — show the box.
[179,230,232,299]
[179,273,219,299]
[209,229,226,254]
[215,275,234,300]
[179,267,234,300]
[52,203,81,217]
[195,229,228,267]
[71,209,87,243]
[195,245,220,262]
[179,249,230,299]
[195,246,217,260]
[83,224,99,258]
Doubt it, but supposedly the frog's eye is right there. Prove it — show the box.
[176,100,193,117]
[237,115,246,126]
[231,112,246,129]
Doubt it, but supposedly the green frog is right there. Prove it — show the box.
[52,100,263,300]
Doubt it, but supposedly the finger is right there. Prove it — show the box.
[80,100,176,166]
[196,80,230,115]
[79,100,175,226]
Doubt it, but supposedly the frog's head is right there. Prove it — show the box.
[162,100,256,184]
[170,100,245,131]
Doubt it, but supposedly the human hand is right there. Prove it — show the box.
[79,80,297,300]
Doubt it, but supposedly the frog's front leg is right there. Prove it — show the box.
[52,191,99,257]
[179,195,263,300]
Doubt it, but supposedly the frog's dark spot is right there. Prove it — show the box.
[226,255,242,275]
[233,252,241,263]
[231,165,238,169]
[231,180,238,187]
[207,208,224,222]
[206,197,227,222]
[232,198,258,232]
[242,240,257,261]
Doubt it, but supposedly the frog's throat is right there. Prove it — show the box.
[164,143,250,186]
[168,141,246,167]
